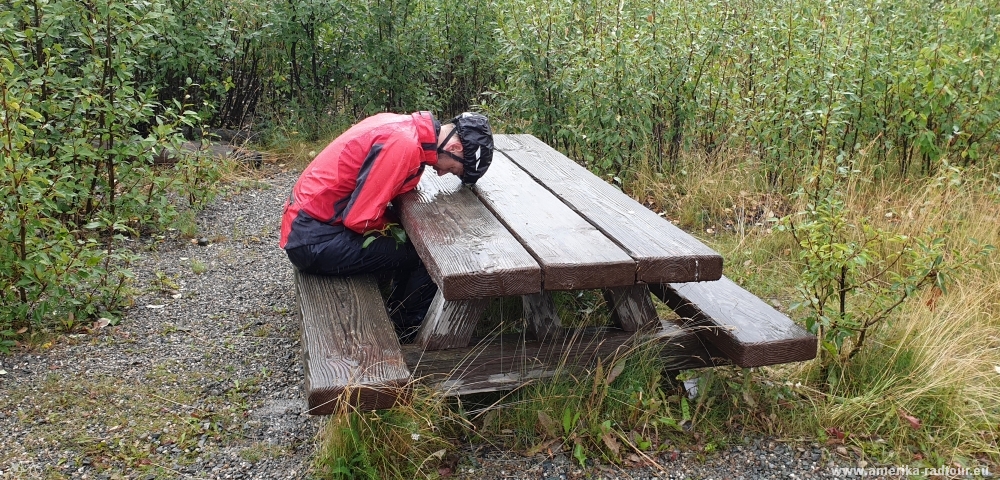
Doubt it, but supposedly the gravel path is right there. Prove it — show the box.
[2,168,873,479]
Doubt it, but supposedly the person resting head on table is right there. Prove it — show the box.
[279,111,494,341]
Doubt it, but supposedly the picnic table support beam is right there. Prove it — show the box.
[415,291,490,351]
[522,292,564,342]
[602,285,658,332]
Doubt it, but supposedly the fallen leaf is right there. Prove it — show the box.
[525,438,560,457]
[605,359,626,386]
[537,411,557,438]
[602,432,620,457]
[93,318,111,330]
[16,327,27,334]
[825,426,847,441]
[898,409,921,429]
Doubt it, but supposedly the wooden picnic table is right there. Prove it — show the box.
[296,134,816,414]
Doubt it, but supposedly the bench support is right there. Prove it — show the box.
[401,321,719,396]
[522,292,564,342]
[415,291,490,350]
[603,285,658,332]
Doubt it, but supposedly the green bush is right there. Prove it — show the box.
[487,0,1000,184]
[0,0,219,348]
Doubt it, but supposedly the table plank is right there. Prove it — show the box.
[397,170,541,300]
[495,134,723,284]
[473,155,636,290]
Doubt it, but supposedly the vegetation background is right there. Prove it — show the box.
[2,0,998,477]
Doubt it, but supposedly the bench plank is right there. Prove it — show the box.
[401,322,722,396]
[651,276,817,367]
[495,134,723,284]
[397,171,541,300]
[473,155,636,290]
[296,272,411,414]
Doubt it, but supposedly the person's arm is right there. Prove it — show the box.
[341,134,417,234]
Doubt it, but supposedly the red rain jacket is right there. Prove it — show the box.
[280,111,439,249]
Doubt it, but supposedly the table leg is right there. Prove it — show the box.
[415,291,489,351]
[602,285,658,332]
[522,292,564,342]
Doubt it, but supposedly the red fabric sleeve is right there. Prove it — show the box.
[341,133,419,234]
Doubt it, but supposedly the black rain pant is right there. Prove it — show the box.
[285,223,436,342]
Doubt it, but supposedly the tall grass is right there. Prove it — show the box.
[812,165,1000,461]
[650,152,1000,463]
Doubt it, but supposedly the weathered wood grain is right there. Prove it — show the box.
[651,276,817,367]
[522,292,564,342]
[415,291,490,351]
[603,285,658,332]
[396,170,541,300]
[401,322,721,396]
[296,272,411,414]
[494,134,723,284]
[472,154,636,290]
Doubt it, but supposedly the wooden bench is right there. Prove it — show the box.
[650,276,816,368]
[295,134,816,412]
[295,272,410,414]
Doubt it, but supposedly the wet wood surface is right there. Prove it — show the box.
[415,292,490,350]
[296,272,411,413]
[603,285,659,332]
[651,276,817,367]
[397,170,541,300]
[401,322,722,396]
[472,154,636,290]
[495,135,723,284]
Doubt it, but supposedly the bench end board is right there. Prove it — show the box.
[296,271,413,414]
[652,276,817,367]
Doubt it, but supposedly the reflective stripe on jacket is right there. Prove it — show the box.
[280,111,439,249]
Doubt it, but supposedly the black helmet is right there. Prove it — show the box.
[440,112,494,185]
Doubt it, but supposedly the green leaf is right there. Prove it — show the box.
[573,443,587,467]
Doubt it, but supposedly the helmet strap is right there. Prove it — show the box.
[437,125,463,163]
